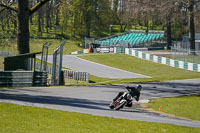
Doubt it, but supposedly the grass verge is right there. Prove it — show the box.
[0,39,82,55]
[0,56,3,70]
[79,54,200,84]
[147,96,200,121]
[0,103,199,133]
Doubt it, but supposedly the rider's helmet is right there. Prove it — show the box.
[126,86,130,89]
[136,85,142,92]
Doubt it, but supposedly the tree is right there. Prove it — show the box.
[45,1,51,33]
[125,0,200,51]
[111,0,134,32]
[157,0,178,49]
[37,0,43,35]
[157,0,200,51]
[59,0,71,35]
[123,0,155,32]
[59,0,112,38]
[0,0,50,54]
[177,0,200,53]
[187,0,196,53]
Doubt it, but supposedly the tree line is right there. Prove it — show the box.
[0,0,200,54]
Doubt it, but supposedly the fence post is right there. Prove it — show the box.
[40,42,52,72]
[51,40,66,86]
[58,41,66,85]
[51,50,58,85]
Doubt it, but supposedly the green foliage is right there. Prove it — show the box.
[59,0,113,38]
[148,96,200,121]
[58,0,71,35]
[0,103,200,133]
[0,0,197,43]
[171,19,187,40]
[0,38,17,54]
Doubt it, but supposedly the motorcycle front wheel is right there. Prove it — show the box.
[109,103,115,109]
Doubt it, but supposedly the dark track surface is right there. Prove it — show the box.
[0,79,200,127]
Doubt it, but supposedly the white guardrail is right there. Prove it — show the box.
[64,70,90,83]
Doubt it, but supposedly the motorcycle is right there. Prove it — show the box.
[109,85,142,110]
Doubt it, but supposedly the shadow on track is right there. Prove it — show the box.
[0,92,110,111]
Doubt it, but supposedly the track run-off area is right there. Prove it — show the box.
[1,55,199,128]
[47,55,151,79]
[0,79,200,127]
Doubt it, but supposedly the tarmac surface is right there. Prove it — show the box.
[0,79,200,127]
[46,55,151,79]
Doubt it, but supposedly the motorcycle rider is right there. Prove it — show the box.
[111,85,142,107]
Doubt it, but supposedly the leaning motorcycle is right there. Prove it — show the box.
[109,92,133,110]
[109,85,142,110]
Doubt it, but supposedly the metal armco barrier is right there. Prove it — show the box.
[0,71,48,87]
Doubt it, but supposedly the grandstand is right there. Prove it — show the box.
[94,30,164,48]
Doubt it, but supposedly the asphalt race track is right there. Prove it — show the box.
[46,55,151,79]
[0,79,200,127]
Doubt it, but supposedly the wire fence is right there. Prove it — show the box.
[171,46,200,64]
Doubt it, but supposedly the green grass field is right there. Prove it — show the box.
[0,39,82,55]
[148,96,200,121]
[30,39,82,55]
[0,56,4,70]
[0,103,199,133]
[171,54,200,64]
[80,54,200,84]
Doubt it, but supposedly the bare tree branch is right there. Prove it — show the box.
[0,8,6,14]
[0,3,17,13]
[29,0,50,16]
